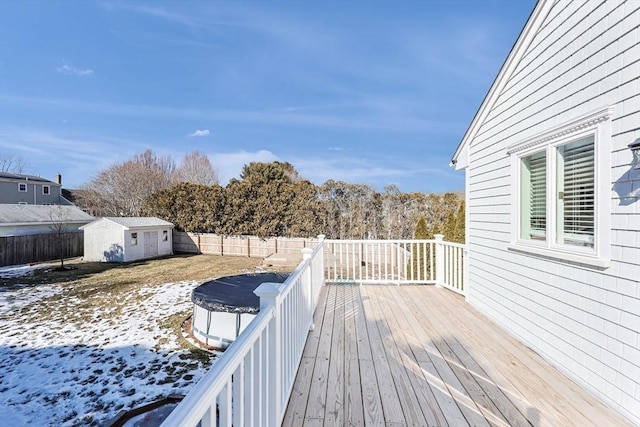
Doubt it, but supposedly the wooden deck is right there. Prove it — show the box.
[283,285,630,427]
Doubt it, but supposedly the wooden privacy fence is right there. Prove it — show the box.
[0,232,84,267]
[173,231,318,258]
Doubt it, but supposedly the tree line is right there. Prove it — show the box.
[74,150,465,242]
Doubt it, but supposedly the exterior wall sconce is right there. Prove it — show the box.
[630,137,640,169]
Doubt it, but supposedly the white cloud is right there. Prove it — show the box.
[56,63,94,76]
[188,129,210,137]
[208,150,279,184]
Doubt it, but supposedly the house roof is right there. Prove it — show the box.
[0,204,94,225]
[0,172,60,185]
[83,217,174,230]
[451,0,553,170]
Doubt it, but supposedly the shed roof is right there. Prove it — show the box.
[0,204,94,225]
[84,217,174,230]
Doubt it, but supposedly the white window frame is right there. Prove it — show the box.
[131,232,138,246]
[162,230,168,241]
[43,185,50,195]
[507,106,613,268]
[18,183,27,192]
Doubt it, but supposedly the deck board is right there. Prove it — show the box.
[283,285,631,427]
[343,284,365,427]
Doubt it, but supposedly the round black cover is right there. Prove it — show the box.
[191,272,290,314]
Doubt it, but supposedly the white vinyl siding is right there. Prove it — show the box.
[463,0,639,424]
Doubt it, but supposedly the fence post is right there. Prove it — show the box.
[254,282,283,426]
[434,234,444,287]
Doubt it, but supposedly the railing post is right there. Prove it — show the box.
[434,234,444,287]
[317,234,325,288]
[254,282,284,426]
[301,248,315,331]
[463,245,469,298]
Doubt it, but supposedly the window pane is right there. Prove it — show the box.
[556,136,594,248]
[521,151,546,241]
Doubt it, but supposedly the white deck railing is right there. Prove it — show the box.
[161,235,464,427]
[324,235,466,294]
[161,238,325,427]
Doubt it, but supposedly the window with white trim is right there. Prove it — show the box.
[520,135,595,249]
[131,232,138,246]
[43,185,50,195]
[509,106,613,266]
[18,183,27,192]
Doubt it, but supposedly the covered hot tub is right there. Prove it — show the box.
[191,272,289,350]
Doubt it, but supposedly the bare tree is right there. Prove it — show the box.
[77,150,176,217]
[0,153,27,174]
[134,149,176,176]
[174,151,219,185]
[48,205,71,269]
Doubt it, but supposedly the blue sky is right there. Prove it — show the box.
[0,0,535,193]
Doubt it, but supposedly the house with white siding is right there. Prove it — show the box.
[452,0,639,423]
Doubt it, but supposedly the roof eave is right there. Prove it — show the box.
[451,0,554,167]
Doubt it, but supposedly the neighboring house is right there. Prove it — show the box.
[0,172,69,205]
[81,217,174,263]
[452,0,639,424]
[0,204,94,237]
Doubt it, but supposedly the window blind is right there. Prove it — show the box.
[524,151,546,240]
[558,136,594,247]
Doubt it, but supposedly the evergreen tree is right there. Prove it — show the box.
[410,216,429,280]
[443,209,456,241]
[454,200,466,243]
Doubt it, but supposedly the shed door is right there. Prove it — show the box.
[144,231,158,258]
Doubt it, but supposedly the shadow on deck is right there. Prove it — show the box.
[283,284,630,427]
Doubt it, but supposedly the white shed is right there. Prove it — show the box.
[451,1,639,424]
[81,217,174,263]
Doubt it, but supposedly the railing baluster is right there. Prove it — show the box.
[233,364,244,427]
[219,380,232,427]
[244,347,253,426]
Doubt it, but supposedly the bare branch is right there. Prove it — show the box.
[174,151,219,185]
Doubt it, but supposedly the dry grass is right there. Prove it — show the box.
[1,254,277,292]
[1,254,289,332]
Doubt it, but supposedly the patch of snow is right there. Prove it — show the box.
[0,280,218,426]
[0,264,38,279]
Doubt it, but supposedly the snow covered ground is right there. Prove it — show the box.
[0,267,217,426]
